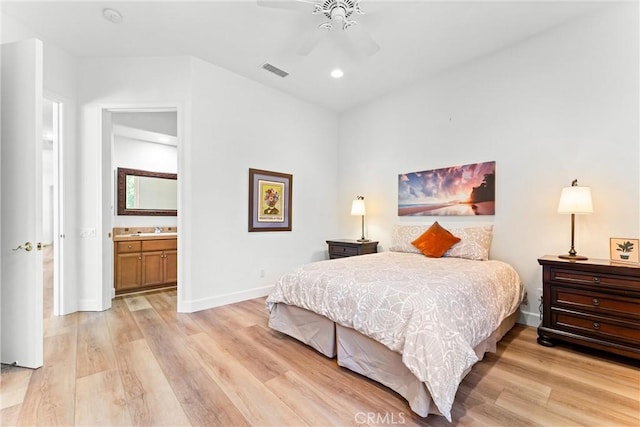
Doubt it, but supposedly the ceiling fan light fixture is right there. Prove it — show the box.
[331,6,346,22]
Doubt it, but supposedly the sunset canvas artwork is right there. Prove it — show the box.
[398,161,496,216]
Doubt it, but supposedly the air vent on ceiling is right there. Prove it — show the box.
[261,63,289,78]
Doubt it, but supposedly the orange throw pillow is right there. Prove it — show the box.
[411,222,461,258]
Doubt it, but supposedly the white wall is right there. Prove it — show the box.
[113,137,177,174]
[337,3,639,325]
[181,56,340,311]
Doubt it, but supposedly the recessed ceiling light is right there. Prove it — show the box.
[330,69,344,79]
[103,8,123,24]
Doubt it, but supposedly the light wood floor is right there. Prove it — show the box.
[2,274,639,425]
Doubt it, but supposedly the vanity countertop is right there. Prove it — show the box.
[112,227,177,242]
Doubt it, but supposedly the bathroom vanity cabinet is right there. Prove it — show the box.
[113,229,177,295]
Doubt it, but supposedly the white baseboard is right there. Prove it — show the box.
[518,309,541,327]
[76,299,101,312]
[178,285,275,313]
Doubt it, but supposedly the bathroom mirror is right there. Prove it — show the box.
[117,167,177,216]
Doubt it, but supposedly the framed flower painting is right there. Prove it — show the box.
[248,168,292,232]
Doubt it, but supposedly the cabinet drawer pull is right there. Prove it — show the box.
[593,322,600,330]
[592,298,600,306]
[128,245,133,249]
[593,277,600,284]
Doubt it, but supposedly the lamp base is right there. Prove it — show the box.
[558,253,588,261]
[357,238,370,243]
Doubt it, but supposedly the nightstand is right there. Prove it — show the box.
[326,239,378,260]
[537,255,640,360]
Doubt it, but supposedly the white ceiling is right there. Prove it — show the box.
[2,1,612,112]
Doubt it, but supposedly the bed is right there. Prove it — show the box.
[265,224,524,421]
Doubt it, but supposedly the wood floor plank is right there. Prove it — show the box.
[174,367,251,427]
[104,297,144,348]
[223,298,268,328]
[123,295,153,311]
[129,308,202,379]
[140,291,203,337]
[494,389,580,427]
[546,386,640,426]
[187,332,307,426]
[493,341,640,418]
[0,365,32,410]
[75,369,131,426]
[115,339,190,426]
[131,308,248,426]
[192,314,290,383]
[43,311,78,338]
[462,400,538,427]
[473,361,552,404]
[264,369,417,427]
[142,288,176,312]
[15,332,77,426]
[0,403,21,427]
[497,334,639,401]
[76,311,118,379]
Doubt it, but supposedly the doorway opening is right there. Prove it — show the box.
[101,107,179,309]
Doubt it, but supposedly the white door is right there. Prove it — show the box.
[1,39,44,369]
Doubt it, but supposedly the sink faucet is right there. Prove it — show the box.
[155,226,162,233]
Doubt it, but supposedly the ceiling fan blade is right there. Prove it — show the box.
[347,23,380,56]
[257,0,317,12]
[296,29,328,56]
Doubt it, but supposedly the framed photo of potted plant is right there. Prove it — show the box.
[248,168,292,232]
[609,237,640,263]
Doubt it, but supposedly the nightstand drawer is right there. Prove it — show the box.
[553,311,640,344]
[326,240,378,260]
[330,245,359,257]
[553,287,640,320]
[551,268,639,291]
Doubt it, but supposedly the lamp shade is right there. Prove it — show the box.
[351,198,366,216]
[557,185,593,214]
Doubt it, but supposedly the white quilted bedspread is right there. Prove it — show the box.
[266,251,524,421]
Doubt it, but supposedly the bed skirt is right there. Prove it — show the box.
[268,302,518,417]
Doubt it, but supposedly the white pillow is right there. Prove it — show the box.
[444,225,493,261]
[390,224,493,261]
[389,224,426,254]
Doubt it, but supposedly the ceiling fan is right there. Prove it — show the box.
[257,0,380,56]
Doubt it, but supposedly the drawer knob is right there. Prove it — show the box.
[593,277,600,284]
[592,298,600,306]
[593,322,600,330]
[128,245,133,249]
